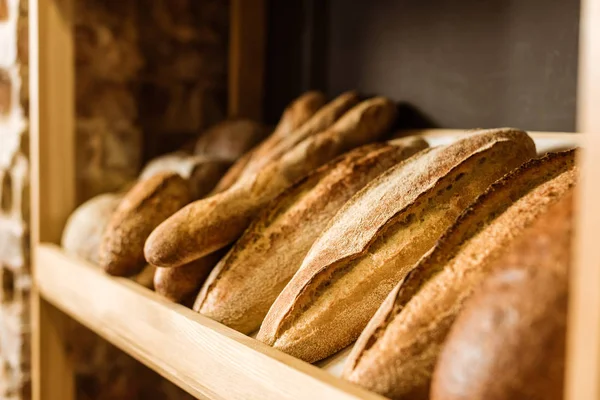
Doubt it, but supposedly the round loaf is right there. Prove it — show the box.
[61,193,123,265]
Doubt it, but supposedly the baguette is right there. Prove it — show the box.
[100,172,191,276]
[343,151,576,399]
[194,137,429,333]
[257,128,536,363]
[61,193,123,265]
[252,91,327,156]
[212,91,326,193]
[193,118,268,162]
[154,250,225,304]
[431,192,573,400]
[144,97,398,268]
[140,152,230,199]
[242,91,360,176]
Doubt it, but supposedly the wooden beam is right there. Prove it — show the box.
[566,0,600,399]
[576,0,600,132]
[29,0,76,398]
[228,0,266,121]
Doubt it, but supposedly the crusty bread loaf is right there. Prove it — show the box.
[194,138,428,334]
[212,92,326,193]
[252,91,327,157]
[193,118,268,162]
[242,91,360,176]
[144,97,398,268]
[61,193,123,264]
[140,152,230,200]
[154,250,225,304]
[431,191,573,400]
[256,128,536,363]
[100,172,191,276]
[343,151,576,400]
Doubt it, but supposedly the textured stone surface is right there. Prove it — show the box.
[0,0,30,398]
[0,0,228,398]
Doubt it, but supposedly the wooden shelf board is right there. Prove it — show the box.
[34,244,384,400]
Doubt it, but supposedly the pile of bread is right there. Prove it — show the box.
[61,90,576,400]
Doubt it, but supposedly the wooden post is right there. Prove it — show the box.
[228,0,266,121]
[566,0,600,399]
[29,0,76,398]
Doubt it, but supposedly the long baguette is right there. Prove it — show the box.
[100,172,191,276]
[342,150,576,399]
[154,250,225,304]
[194,137,429,334]
[253,91,328,156]
[256,128,536,363]
[238,91,360,180]
[212,91,327,193]
[144,97,398,268]
[430,192,573,400]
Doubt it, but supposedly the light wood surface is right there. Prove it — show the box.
[228,0,266,120]
[29,0,76,399]
[35,244,384,400]
[566,0,600,398]
[577,0,600,132]
[567,131,600,400]
[398,129,581,153]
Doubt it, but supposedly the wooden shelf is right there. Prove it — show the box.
[34,244,383,400]
[33,131,581,400]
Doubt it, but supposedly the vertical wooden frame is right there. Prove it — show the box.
[29,0,76,399]
[566,0,600,399]
[228,0,266,120]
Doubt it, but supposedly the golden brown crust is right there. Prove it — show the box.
[257,128,536,363]
[154,250,225,304]
[100,172,191,276]
[343,152,576,399]
[194,138,428,334]
[144,97,398,268]
[431,192,573,400]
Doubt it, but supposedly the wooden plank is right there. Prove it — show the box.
[29,0,76,399]
[30,295,76,400]
[576,0,600,132]
[566,1,600,398]
[29,0,76,245]
[35,244,384,400]
[398,129,582,153]
[228,0,266,121]
[566,131,600,400]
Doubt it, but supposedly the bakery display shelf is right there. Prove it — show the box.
[33,130,580,400]
[34,244,383,400]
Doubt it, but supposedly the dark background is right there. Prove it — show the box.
[264,0,580,132]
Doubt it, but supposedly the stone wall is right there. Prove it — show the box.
[0,0,30,398]
[0,0,229,398]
